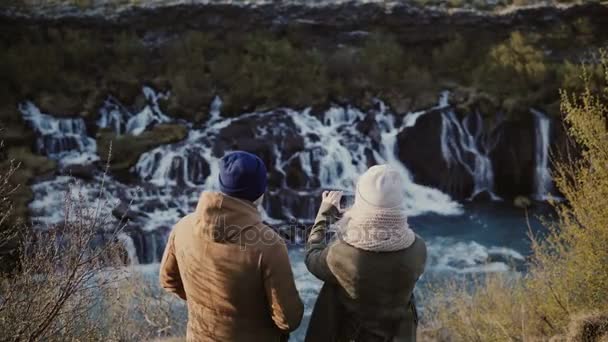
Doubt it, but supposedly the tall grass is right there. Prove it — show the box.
[423,54,608,341]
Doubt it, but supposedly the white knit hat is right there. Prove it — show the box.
[339,165,416,252]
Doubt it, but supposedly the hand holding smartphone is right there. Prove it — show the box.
[322,191,343,209]
[322,190,355,212]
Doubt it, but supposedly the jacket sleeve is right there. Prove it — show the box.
[261,238,304,332]
[305,202,340,283]
[159,229,187,301]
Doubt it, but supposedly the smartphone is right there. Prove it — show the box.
[339,191,355,209]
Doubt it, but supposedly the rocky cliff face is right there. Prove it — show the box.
[397,106,563,201]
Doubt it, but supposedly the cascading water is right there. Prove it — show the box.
[97,86,171,136]
[287,105,370,190]
[19,102,99,166]
[136,94,463,220]
[372,96,462,216]
[440,108,501,200]
[402,90,450,128]
[23,87,531,275]
[531,109,554,200]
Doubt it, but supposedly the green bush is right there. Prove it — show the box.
[432,35,469,79]
[359,33,407,92]
[0,21,601,125]
[560,60,605,93]
[476,32,548,93]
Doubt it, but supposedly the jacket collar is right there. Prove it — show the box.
[195,191,262,242]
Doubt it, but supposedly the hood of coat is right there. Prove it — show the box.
[194,191,262,243]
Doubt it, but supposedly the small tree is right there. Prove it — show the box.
[527,53,608,331]
[476,31,548,94]
[0,143,188,341]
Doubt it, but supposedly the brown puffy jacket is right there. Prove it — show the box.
[159,192,304,341]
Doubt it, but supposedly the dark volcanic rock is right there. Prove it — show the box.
[266,188,320,222]
[397,107,547,200]
[356,113,382,149]
[285,156,319,190]
[490,114,536,199]
[6,1,608,34]
[112,202,144,222]
[171,154,211,187]
[213,109,307,184]
[397,110,474,199]
[64,164,97,181]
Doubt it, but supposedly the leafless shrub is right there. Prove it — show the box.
[0,139,187,341]
[98,267,187,341]
[0,139,20,274]
[0,178,127,341]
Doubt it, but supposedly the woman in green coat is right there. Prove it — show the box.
[305,165,427,342]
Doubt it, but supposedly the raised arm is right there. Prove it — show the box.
[305,191,342,282]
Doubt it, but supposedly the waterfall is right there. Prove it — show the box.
[373,98,463,216]
[118,233,139,265]
[19,102,99,167]
[134,129,212,187]
[440,109,500,200]
[97,86,171,136]
[25,89,466,263]
[402,91,450,128]
[135,93,463,219]
[288,106,368,190]
[531,109,553,200]
[97,97,130,134]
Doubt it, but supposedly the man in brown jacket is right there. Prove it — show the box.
[160,151,304,341]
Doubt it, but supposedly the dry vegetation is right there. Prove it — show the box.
[0,151,187,341]
[0,0,601,12]
[422,56,608,341]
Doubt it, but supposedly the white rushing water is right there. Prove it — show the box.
[440,109,501,200]
[531,109,554,200]
[23,87,531,274]
[426,237,524,274]
[373,97,462,216]
[19,102,99,167]
[97,86,172,136]
[136,93,463,217]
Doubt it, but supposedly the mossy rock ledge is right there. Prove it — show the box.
[96,124,189,181]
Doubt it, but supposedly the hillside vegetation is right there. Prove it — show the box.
[0,4,606,242]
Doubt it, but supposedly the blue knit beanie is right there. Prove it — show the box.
[219,151,268,202]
